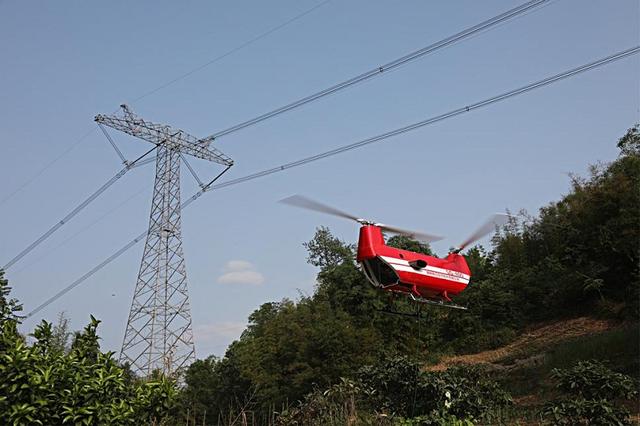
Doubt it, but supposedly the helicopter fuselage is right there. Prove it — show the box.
[356,225,470,301]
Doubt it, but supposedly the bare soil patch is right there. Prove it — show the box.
[427,317,617,372]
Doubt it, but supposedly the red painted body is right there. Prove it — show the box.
[356,225,471,301]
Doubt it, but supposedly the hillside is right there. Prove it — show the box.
[428,316,618,372]
[429,317,639,423]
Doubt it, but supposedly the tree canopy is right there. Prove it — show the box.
[180,125,640,422]
[0,271,178,425]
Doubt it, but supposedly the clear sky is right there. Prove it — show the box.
[1,0,638,358]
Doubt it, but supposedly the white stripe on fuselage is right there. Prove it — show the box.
[380,256,470,285]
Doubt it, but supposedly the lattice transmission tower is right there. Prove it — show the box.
[95,105,233,377]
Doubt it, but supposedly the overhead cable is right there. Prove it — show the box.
[2,0,552,267]
[207,47,640,188]
[0,127,98,208]
[26,165,233,318]
[12,184,150,275]
[131,0,332,103]
[25,46,640,318]
[2,146,157,271]
[209,0,553,138]
[0,0,331,207]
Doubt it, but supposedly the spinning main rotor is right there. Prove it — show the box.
[280,195,510,252]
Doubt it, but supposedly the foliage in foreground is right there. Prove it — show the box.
[276,355,511,425]
[0,271,178,425]
[358,355,512,421]
[541,360,638,425]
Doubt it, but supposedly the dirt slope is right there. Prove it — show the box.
[427,316,616,372]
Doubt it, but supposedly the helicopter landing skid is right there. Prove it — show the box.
[407,293,468,310]
[375,308,424,318]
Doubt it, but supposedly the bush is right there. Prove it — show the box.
[551,360,636,400]
[394,413,475,426]
[417,366,512,423]
[275,355,512,424]
[0,273,178,425]
[275,378,383,426]
[357,355,512,422]
[540,360,637,425]
[541,398,632,426]
[357,354,421,416]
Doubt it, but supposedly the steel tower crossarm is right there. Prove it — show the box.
[95,105,233,166]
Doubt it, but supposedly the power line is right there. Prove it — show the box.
[209,0,552,138]
[26,165,232,319]
[2,0,553,264]
[2,146,157,271]
[130,0,332,104]
[4,0,554,274]
[3,0,551,204]
[12,184,150,275]
[25,46,639,318]
[0,126,97,208]
[209,46,639,188]
[205,46,640,189]
[0,0,331,207]
[26,229,150,319]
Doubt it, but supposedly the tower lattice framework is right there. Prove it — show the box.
[95,105,233,377]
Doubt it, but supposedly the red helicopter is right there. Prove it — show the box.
[281,195,509,310]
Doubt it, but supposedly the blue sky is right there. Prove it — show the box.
[1,0,638,357]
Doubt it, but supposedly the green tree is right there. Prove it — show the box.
[386,235,434,256]
[50,311,72,355]
[0,274,178,425]
[616,123,639,156]
[235,297,379,410]
[303,226,354,269]
[0,270,22,324]
[181,349,254,423]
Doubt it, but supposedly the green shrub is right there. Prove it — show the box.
[551,360,636,400]
[418,366,512,423]
[275,378,387,426]
[541,398,631,426]
[394,413,475,425]
[357,355,512,422]
[0,273,178,425]
[357,354,420,416]
[540,360,637,425]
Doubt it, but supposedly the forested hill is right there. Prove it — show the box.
[184,126,640,424]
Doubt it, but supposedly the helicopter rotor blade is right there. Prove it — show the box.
[457,213,511,251]
[376,224,444,243]
[281,195,445,243]
[279,195,362,223]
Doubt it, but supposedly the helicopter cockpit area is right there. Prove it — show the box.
[361,257,399,288]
